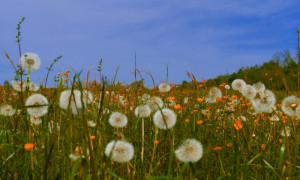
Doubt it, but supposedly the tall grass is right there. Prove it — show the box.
[0,18,299,180]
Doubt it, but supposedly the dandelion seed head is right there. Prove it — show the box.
[175,139,203,163]
[281,96,300,117]
[153,108,177,129]
[253,82,265,93]
[135,105,151,118]
[148,96,163,111]
[252,90,276,113]
[105,140,134,163]
[28,82,40,92]
[242,85,257,99]
[205,87,222,103]
[20,52,41,71]
[232,79,246,92]
[30,116,42,125]
[59,89,83,115]
[109,112,128,128]
[224,85,230,90]
[159,82,171,92]
[0,105,16,116]
[11,80,26,92]
[26,94,48,117]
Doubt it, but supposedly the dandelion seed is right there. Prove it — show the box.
[225,85,230,90]
[175,139,203,163]
[109,112,128,128]
[30,116,42,125]
[88,121,96,127]
[231,79,246,92]
[251,90,276,113]
[28,82,40,92]
[159,82,171,92]
[253,82,265,93]
[135,105,151,118]
[105,140,134,163]
[20,52,41,71]
[281,96,300,117]
[0,105,16,116]
[205,87,222,103]
[281,126,291,137]
[242,85,257,99]
[11,80,26,92]
[59,89,83,115]
[153,108,177,129]
[148,96,163,111]
[26,94,48,117]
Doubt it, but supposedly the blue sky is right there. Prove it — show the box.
[1,0,300,86]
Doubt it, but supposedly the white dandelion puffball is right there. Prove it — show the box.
[242,85,257,99]
[109,112,128,128]
[270,114,280,122]
[26,94,48,117]
[184,97,189,104]
[251,90,276,113]
[153,108,177,129]
[20,52,41,71]
[28,82,40,92]
[59,89,83,115]
[281,96,300,117]
[135,105,151,118]
[0,105,16,116]
[175,139,203,163]
[83,90,93,104]
[224,85,230,90]
[88,121,96,127]
[231,79,246,92]
[105,140,134,163]
[281,127,291,137]
[205,87,222,103]
[159,82,171,92]
[253,82,265,93]
[11,80,26,92]
[148,96,164,111]
[30,116,42,125]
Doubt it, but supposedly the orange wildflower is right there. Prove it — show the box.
[174,104,182,110]
[223,96,227,99]
[87,109,91,113]
[279,138,283,143]
[185,119,190,123]
[24,143,34,151]
[246,102,252,106]
[57,73,61,75]
[199,84,203,87]
[153,140,159,145]
[261,144,266,150]
[226,143,232,147]
[90,136,96,140]
[233,120,243,130]
[216,97,223,102]
[197,120,203,125]
[193,110,198,113]
[169,96,175,101]
[63,78,68,82]
[197,98,204,102]
[65,70,70,73]
[212,146,222,151]
[231,95,237,99]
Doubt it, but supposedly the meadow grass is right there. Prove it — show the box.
[0,19,299,180]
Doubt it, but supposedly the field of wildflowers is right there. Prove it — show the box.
[0,18,299,180]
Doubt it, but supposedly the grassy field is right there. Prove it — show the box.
[0,19,299,180]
